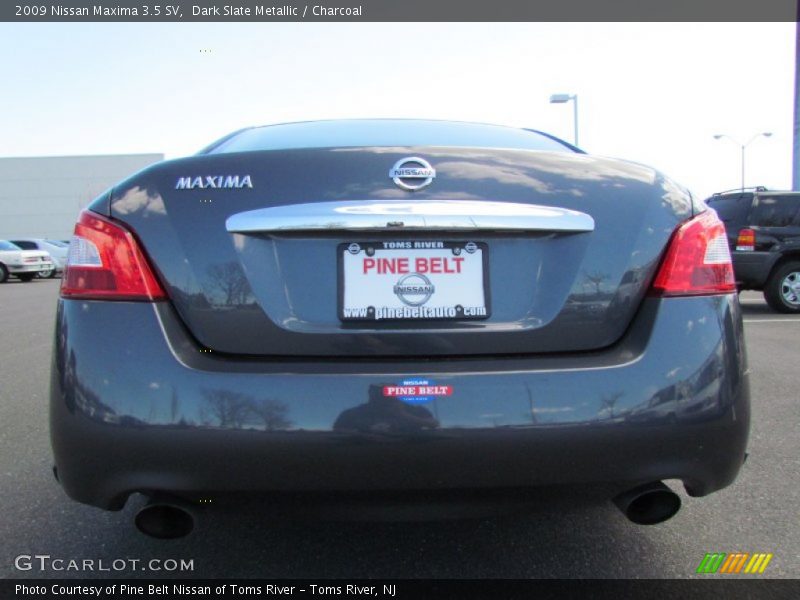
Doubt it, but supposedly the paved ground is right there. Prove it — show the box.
[0,280,797,579]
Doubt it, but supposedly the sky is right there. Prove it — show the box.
[0,22,795,199]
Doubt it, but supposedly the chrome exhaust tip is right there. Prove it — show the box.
[135,497,194,539]
[613,481,681,525]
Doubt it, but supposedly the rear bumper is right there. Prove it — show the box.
[9,262,53,273]
[732,251,774,289]
[50,295,750,510]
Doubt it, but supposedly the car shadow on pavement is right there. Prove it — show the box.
[15,486,682,580]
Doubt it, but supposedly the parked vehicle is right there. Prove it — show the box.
[50,120,749,538]
[9,238,69,278]
[706,187,800,312]
[0,240,54,282]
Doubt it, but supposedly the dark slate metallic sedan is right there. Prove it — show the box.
[50,120,749,537]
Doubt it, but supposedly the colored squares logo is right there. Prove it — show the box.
[696,553,773,574]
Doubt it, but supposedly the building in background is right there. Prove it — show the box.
[0,154,163,239]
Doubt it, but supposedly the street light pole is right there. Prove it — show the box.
[794,20,800,190]
[549,93,579,147]
[713,132,773,192]
[741,144,746,192]
[573,95,579,147]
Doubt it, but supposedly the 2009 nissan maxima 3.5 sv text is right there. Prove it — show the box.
[50,120,749,537]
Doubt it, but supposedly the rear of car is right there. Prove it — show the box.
[9,239,67,278]
[0,240,54,282]
[50,120,749,532]
[707,189,800,312]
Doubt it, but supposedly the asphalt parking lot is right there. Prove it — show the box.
[0,279,797,579]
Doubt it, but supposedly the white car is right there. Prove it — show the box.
[0,240,54,283]
[9,238,69,278]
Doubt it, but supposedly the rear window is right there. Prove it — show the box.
[9,240,37,250]
[207,120,575,154]
[0,241,21,251]
[752,194,800,227]
[707,193,752,224]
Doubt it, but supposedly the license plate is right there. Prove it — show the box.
[339,241,490,321]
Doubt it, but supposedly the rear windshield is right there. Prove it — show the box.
[0,241,21,250]
[752,194,800,227]
[707,193,752,224]
[10,240,37,250]
[206,120,575,154]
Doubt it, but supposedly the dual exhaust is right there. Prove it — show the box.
[133,481,681,538]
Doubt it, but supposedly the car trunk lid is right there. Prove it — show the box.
[109,146,691,357]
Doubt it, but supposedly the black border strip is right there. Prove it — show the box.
[3,0,798,22]
[3,579,799,600]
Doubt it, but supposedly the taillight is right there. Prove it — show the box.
[60,210,166,301]
[736,228,756,252]
[650,210,736,296]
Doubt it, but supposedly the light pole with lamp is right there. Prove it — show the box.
[549,93,579,147]
[713,132,773,192]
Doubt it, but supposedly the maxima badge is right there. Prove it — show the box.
[175,175,253,190]
[389,157,436,191]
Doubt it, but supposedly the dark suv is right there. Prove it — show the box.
[706,188,800,313]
